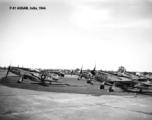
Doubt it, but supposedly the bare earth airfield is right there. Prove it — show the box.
[0,70,152,120]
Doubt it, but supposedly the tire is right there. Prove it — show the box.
[42,81,50,86]
[87,80,90,84]
[100,85,105,89]
[109,87,114,92]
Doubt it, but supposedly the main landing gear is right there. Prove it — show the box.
[17,76,24,83]
[87,80,93,85]
[108,86,114,92]
[99,85,114,92]
[139,89,142,93]
[42,80,51,86]
[100,84,105,89]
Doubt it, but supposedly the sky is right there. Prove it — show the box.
[0,0,152,72]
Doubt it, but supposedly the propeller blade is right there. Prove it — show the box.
[91,65,96,75]
[6,66,10,77]
[71,70,73,76]
[80,65,83,74]
[93,65,96,71]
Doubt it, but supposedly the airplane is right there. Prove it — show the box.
[133,80,152,92]
[77,65,97,85]
[93,66,152,93]
[5,65,64,86]
[136,72,152,80]
[109,66,152,82]
[76,65,130,86]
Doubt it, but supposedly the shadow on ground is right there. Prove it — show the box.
[1,76,152,96]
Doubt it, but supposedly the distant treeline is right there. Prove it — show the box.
[0,67,7,70]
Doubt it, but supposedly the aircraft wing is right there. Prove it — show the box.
[47,70,64,77]
[97,71,127,81]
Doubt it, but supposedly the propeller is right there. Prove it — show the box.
[80,65,83,74]
[91,65,96,76]
[71,70,73,76]
[6,63,11,77]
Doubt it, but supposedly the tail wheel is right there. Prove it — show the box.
[100,85,105,89]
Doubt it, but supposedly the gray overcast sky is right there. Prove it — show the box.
[0,0,152,72]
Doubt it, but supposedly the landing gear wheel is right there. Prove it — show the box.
[109,86,114,92]
[87,80,90,84]
[78,77,80,80]
[42,81,50,86]
[100,85,105,89]
[139,89,142,93]
[87,80,93,85]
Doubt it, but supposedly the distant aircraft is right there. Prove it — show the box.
[77,65,97,85]
[6,66,64,86]
[94,66,152,93]
[136,72,152,80]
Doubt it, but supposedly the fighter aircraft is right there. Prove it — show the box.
[5,65,64,86]
[136,72,152,80]
[77,65,97,85]
[94,66,152,93]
